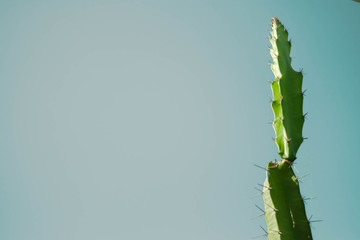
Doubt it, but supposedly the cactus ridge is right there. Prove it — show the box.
[269,17,304,161]
[262,160,313,240]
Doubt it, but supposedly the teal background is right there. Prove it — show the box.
[0,0,359,239]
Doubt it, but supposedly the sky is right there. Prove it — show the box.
[0,0,359,239]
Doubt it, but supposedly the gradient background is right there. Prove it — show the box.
[1,0,359,239]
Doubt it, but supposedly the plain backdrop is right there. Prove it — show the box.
[0,0,359,239]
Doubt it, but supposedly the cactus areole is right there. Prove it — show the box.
[261,17,313,240]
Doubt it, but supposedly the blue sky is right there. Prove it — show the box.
[0,0,359,239]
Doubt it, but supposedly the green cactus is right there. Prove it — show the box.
[270,17,305,161]
[261,17,313,240]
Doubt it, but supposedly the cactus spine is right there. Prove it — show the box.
[261,17,313,240]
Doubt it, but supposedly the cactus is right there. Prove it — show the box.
[261,17,313,240]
